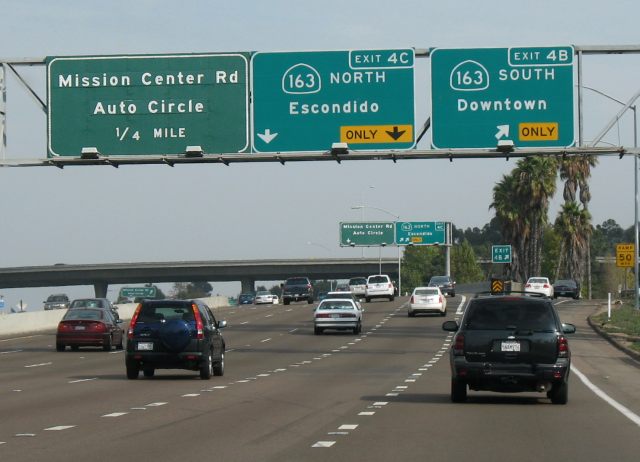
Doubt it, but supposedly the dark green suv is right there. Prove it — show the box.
[442,293,575,404]
[125,299,226,380]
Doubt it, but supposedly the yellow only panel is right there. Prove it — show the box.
[340,125,413,144]
[518,122,559,141]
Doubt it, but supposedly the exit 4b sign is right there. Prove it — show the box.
[431,46,575,149]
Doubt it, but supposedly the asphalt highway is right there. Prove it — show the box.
[1,296,639,461]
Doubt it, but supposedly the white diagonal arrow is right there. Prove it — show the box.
[257,129,278,144]
[495,125,510,140]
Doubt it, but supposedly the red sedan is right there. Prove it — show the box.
[56,308,124,351]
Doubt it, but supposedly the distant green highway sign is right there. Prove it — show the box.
[47,53,250,156]
[119,287,157,298]
[251,49,415,152]
[492,245,512,263]
[340,222,395,246]
[395,221,446,245]
[431,46,575,149]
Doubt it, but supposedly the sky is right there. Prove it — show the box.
[1,0,639,310]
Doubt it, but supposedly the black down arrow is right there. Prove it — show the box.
[386,126,406,140]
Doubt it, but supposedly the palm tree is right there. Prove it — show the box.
[513,156,558,279]
[554,201,592,281]
[558,155,597,297]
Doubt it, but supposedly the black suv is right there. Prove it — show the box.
[281,277,314,305]
[125,299,226,380]
[442,293,575,404]
[429,275,456,297]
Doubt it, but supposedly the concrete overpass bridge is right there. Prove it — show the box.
[0,259,400,297]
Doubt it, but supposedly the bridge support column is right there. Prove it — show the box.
[94,282,108,299]
[240,278,255,294]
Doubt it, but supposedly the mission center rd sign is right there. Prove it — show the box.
[47,53,250,156]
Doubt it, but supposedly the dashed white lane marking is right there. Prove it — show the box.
[289,328,298,333]
[312,441,336,448]
[386,393,399,397]
[213,386,227,389]
[394,385,408,389]
[68,378,97,384]
[572,365,640,427]
[261,338,272,343]
[15,434,36,437]
[44,426,75,431]
[240,321,249,325]
[182,393,200,397]
[265,314,273,318]
[0,349,22,354]
[257,373,270,377]
[339,424,358,430]
[102,412,128,417]
[455,295,467,315]
[146,402,167,407]
[0,441,5,445]
[373,402,388,406]
[24,362,52,368]
[358,411,375,416]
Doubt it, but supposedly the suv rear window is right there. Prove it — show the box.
[286,278,309,285]
[368,276,388,284]
[465,299,556,331]
[349,278,367,285]
[137,304,194,322]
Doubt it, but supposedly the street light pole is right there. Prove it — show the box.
[582,85,638,309]
[350,205,401,294]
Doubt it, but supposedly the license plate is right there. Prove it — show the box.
[501,341,520,352]
[137,342,154,351]
[74,326,85,330]
[331,314,340,319]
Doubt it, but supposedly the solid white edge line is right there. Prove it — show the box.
[572,365,640,427]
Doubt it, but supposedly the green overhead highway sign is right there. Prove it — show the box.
[251,49,415,152]
[119,286,157,298]
[431,46,575,149]
[492,245,512,264]
[395,221,446,245]
[47,53,250,157]
[340,222,395,247]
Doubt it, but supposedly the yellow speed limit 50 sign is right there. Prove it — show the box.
[616,243,635,268]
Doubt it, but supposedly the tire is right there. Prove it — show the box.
[116,334,124,350]
[408,310,415,317]
[353,322,361,334]
[366,297,371,303]
[548,381,569,404]
[389,295,395,301]
[450,292,455,298]
[103,335,112,351]
[213,351,225,377]
[56,343,65,352]
[284,299,290,306]
[200,351,213,380]
[314,326,323,335]
[143,368,155,378]
[307,297,313,304]
[451,378,467,403]
[440,309,447,317]
[71,345,79,351]
[126,360,139,380]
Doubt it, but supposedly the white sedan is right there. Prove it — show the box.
[314,298,363,335]
[254,291,277,305]
[408,286,447,317]
[524,277,554,298]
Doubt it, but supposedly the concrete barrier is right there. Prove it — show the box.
[0,296,231,338]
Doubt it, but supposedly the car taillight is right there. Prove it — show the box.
[452,333,465,356]
[58,322,73,332]
[525,283,531,288]
[91,322,107,332]
[315,313,330,318]
[410,295,415,304]
[558,335,570,358]
[192,304,204,340]
[340,313,356,318]
[127,303,143,339]
[543,283,550,288]
[439,295,443,304]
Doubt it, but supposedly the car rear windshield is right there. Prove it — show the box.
[319,301,355,310]
[430,276,449,284]
[71,299,106,309]
[415,288,439,296]
[286,278,309,285]
[368,276,388,284]
[465,299,556,331]
[48,295,68,302]
[555,280,576,287]
[528,278,548,284]
[137,304,194,322]
[63,309,104,321]
[349,278,367,285]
